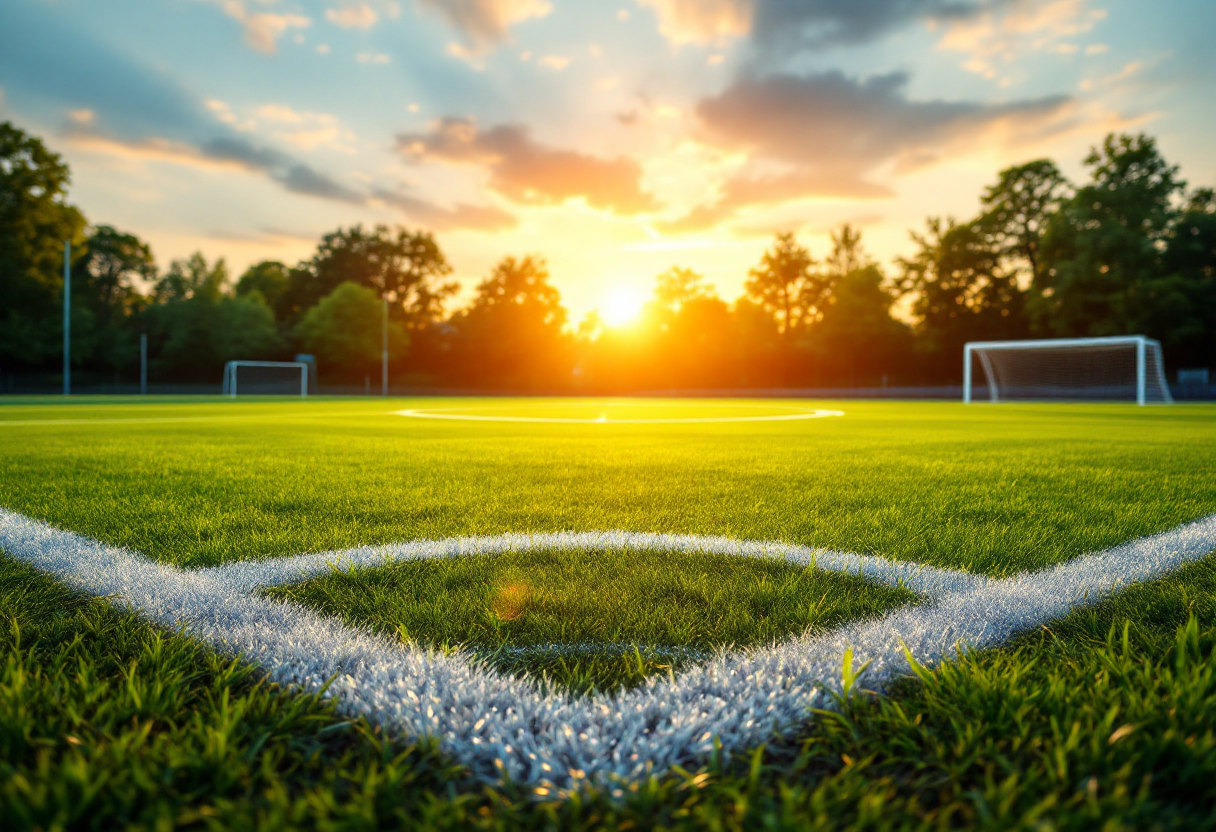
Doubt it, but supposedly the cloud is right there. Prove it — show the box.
[665,70,1070,231]
[750,0,1012,53]
[415,0,552,54]
[254,104,357,151]
[637,0,752,45]
[325,3,379,29]
[397,118,660,215]
[373,189,518,231]
[218,1,311,54]
[937,0,1107,80]
[631,0,1017,52]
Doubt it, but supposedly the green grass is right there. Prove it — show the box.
[4,546,1214,830]
[1,397,1213,573]
[265,547,912,695]
[2,396,1215,828]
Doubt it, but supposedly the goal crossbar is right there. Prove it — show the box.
[222,361,309,397]
[963,335,1172,405]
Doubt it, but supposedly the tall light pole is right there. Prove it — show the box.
[63,241,71,396]
[381,297,389,397]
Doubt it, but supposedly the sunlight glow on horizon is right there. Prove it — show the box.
[599,286,646,328]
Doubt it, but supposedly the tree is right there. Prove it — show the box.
[280,225,456,327]
[235,260,291,313]
[897,217,1025,376]
[73,225,156,374]
[815,265,911,385]
[146,252,282,382]
[154,252,230,303]
[976,159,1070,286]
[1035,133,1186,340]
[1158,188,1216,367]
[0,121,87,370]
[294,282,407,382]
[745,233,825,338]
[449,256,571,389]
[823,223,871,281]
[814,226,910,385]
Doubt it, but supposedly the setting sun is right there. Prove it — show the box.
[600,286,646,328]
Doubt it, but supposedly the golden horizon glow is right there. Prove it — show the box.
[599,286,647,328]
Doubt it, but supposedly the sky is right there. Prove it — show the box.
[2,0,1214,323]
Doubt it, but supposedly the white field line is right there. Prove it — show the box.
[2,507,1215,794]
[206,530,986,598]
[395,409,845,425]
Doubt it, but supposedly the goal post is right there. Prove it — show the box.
[963,336,1173,405]
[221,361,309,397]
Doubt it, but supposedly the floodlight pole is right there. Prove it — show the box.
[381,297,388,397]
[63,241,71,396]
[139,331,147,395]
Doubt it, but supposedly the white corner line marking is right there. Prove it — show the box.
[1,508,1214,792]
[394,409,845,424]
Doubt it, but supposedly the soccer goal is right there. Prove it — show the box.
[963,336,1173,405]
[221,361,309,397]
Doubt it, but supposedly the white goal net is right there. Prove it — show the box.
[964,336,1172,405]
[221,361,309,397]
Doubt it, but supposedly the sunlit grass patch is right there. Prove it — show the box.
[266,547,914,696]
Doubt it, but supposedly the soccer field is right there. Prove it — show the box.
[2,397,1215,828]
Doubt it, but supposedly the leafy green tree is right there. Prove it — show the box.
[235,260,291,313]
[1159,188,1216,367]
[449,256,571,389]
[897,217,1025,376]
[814,226,911,385]
[294,281,407,382]
[0,121,87,370]
[281,225,455,327]
[146,253,281,382]
[745,233,825,338]
[70,226,156,374]
[977,159,1070,286]
[1035,134,1186,339]
[153,252,229,304]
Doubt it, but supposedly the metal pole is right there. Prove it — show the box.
[63,241,70,396]
[139,332,147,395]
[301,364,308,397]
[962,344,972,404]
[381,297,388,397]
[1136,337,1146,406]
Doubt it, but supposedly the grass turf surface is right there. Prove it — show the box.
[263,547,912,695]
[1,396,1215,828]
[0,397,1213,573]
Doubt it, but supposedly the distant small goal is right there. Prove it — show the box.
[963,336,1172,405]
[221,361,309,397]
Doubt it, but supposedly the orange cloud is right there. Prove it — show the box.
[398,118,660,215]
[664,70,1073,231]
[416,0,551,54]
[637,0,752,45]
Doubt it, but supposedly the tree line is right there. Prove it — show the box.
[2,121,1213,392]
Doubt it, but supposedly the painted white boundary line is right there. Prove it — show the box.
[206,530,986,598]
[2,507,1215,794]
[395,408,845,425]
